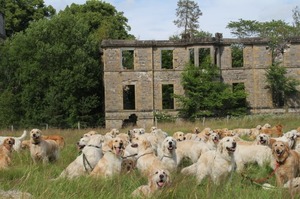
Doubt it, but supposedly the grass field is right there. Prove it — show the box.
[0,113,299,198]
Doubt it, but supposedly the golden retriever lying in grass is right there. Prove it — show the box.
[131,168,171,198]
[56,134,103,179]
[29,129,60,164]
[181,136,237,185]
[0,138,15,170]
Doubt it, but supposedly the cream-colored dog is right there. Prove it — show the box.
[90,137,125,178]
[131,168,171,198]
[57,134,104,179]
[29,129,59,164]
[176,139,210,166]
[181,136,237,185]
[234,144,272,172]
[157,136,177,171]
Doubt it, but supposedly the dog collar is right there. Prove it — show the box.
[87,144,101,149]
[32,142,40,145]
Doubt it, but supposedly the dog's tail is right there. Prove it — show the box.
[18,130,28,141]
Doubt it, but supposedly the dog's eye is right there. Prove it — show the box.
[155,171,158,174]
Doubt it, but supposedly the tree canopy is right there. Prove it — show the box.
[175,60,248,120]
[173,0,202,39]
[0,0,133,128]
[0,0,56,37]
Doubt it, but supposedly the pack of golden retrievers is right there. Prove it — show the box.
[2,123,300,197]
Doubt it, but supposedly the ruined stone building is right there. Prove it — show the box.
[101,36,300,129]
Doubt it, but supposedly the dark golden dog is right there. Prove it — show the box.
[0,137,15,169]
[272,141,300,186]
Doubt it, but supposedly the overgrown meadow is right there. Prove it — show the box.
[1,114,299,198]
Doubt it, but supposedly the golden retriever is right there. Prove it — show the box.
[42,135,65,149]
[90,137,125,178]
[0,138,15,169]
[234,144,272,172]
[176,139,210,166]
[130,135,166,176]
[131,168,171,198]
[0,130,27,152]
[157,136,177,171]
[121,158,136,174]
[29,129,59,164]
[272,140,300,186]
[262,124,283,137]
[56,134,104,179]
[172,131,186,141]
[181,136,236,185]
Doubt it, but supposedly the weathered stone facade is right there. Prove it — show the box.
[101,37,300,129]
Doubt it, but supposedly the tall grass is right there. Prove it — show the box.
[0,114,299,198]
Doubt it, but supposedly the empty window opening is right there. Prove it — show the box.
[123,85,135,110]
[122,114,137,128]
[198,48,211,67]
[231,44,244,68]
[122,49,134,69]
[161,49,173,69]
[189,48,195,65]
[162,84,174,109]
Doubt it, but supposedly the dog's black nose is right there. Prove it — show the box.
[169,141,173,145]
[159,174,164,179]
[232,142,236,148]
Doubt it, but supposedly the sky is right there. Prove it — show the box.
[43,0,299,40]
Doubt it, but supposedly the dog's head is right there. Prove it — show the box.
[83,131,97,137]
[256,133,270,145]
[107,137,125,156]
[3,137,15,151]
[30,129,42,144]
[218,136,236,154]
[130,135,152,151]
[121,158,136,173]
[162,136,177,153]
[149,169,171,190]
[272,141,289,163]
[76,136,91,151]
[209,131,220,144]
[173,131,185,141]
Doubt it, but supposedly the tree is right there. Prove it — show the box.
[226,14,297,63]
[173,0,202,39]
[0,0,55,37]
[0,0,133,128]
[292,6,300,36]
[175,60,248,120]
[169,30,212,41]
[265,63,299,109]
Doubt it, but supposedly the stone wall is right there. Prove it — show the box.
[101,38,300,129]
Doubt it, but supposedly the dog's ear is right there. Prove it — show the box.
[142,140,151,149]
[107,140,114,150]
[217,140,223,153]
[284,141,290,152]
[269,138,276,148]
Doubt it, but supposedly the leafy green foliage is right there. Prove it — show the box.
[265,63,299,108]
[0,1,133,128]
[231,44,243,68]
[0,0,55,37]
[175,61,248,120]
